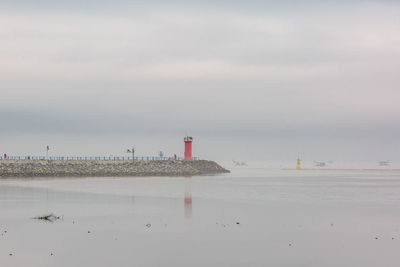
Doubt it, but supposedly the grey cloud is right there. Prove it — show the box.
[0,0,399,162]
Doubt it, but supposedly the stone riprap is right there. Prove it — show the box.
[0,160,230,178]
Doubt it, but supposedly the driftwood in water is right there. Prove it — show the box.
[33,214,60,222]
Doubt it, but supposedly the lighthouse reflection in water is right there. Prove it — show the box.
[184,177,192,219]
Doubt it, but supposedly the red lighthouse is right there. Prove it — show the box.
[184,136,193,160]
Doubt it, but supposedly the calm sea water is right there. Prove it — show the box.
[1,168,400,267]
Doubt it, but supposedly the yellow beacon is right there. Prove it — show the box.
[296,157,301,170]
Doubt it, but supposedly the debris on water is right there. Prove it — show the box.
[9,253,13,256]
[88,231,91,234]
[50,252,54,256]
[146,223,151,228]
[33,214,60,222]
[236,222,240,225]
[289,243,292,247]
[330,223,334,227]
[375,237,378,240]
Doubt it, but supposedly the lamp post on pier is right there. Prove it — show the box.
[126,147,135,162]
[46,145,50,160]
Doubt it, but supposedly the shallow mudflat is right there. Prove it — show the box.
[1,168,400,267]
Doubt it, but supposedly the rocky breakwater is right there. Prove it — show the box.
[0,160,230,178]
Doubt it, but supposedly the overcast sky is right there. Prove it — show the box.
[0,0,399,165]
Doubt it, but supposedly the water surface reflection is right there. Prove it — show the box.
[184,178,192,219]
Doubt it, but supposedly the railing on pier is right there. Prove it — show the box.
[0,156,200,161]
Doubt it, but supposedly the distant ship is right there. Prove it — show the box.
[378,161,390,166]
[313,161,334,167]
[233,160,247,166]
[314,161,326,167]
